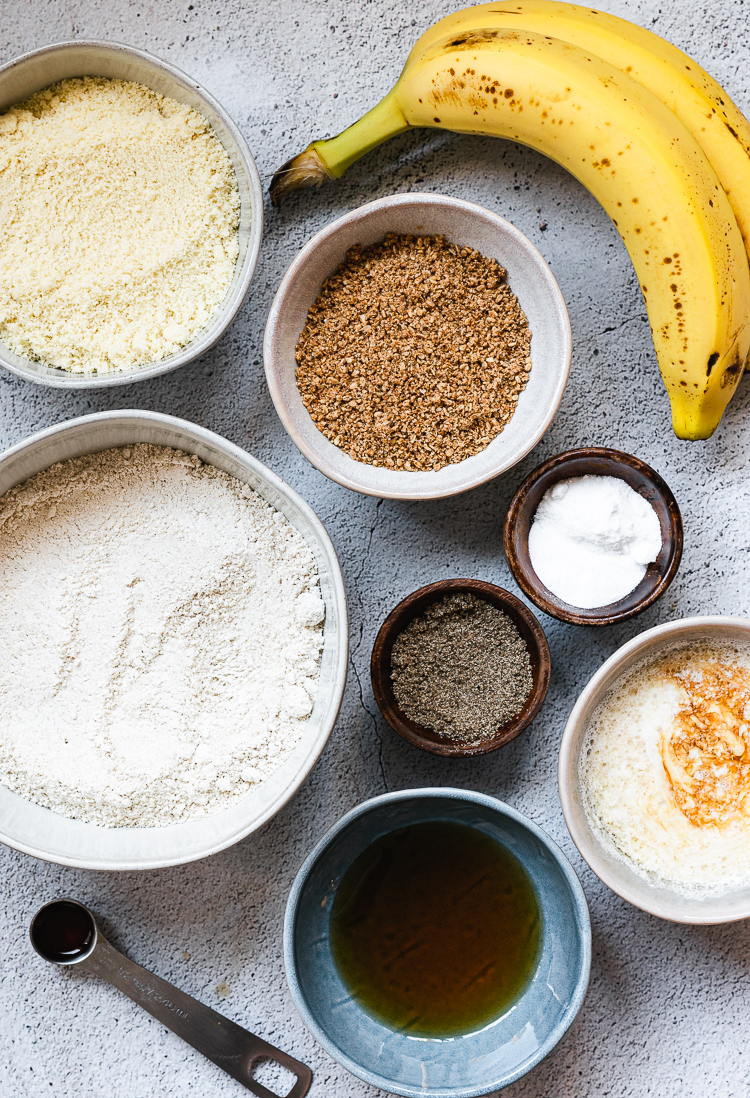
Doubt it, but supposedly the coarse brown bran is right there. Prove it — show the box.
[294,234,532,471]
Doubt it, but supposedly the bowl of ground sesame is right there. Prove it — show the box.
[0,41,262,387]
[264,193,571,499]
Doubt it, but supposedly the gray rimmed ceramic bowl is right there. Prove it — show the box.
[264,193,571,500]
[559,616,750,923]
[0,410,347,870]
[0,41,263,388]
[285,788,590,1097]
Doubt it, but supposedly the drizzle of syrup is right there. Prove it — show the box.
[660,658,750,827]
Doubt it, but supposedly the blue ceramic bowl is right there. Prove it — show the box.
[284,788,590,1097]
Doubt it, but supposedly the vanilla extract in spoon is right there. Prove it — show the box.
[29,898,313,1097]
[329,820,542,1038]
[31,899,95,963]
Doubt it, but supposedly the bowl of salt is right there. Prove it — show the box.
[503,447,683,626]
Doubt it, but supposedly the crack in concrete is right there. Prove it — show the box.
[602,314,647,333]
[349,498,383,666]
[349,649,389,793]
[351,498,383,590]
[348,499,388,793]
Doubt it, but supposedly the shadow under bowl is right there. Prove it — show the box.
[0,41,263,388]
[264,192,571,500]
[503,447,683,626]
[284,788,590,1098]
[370,579,550,757]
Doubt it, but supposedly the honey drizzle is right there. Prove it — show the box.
[660,658,750,827]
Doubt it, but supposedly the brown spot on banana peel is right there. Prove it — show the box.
[720,118,750,157]
[721,358,744,388]
[446,29,502,49]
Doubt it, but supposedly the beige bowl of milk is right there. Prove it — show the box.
[559,616,750,923]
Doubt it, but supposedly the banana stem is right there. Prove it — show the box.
[313,92,409,177]
[270,92,408,205]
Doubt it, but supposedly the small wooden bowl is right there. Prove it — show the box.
[370,578,551,757]
[504,447,683,626]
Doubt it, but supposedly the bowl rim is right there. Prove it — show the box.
[370,578,550,757]
[0,39,264,389]
[558,615,750,923]
[504,446,683,625]
[0,409,348,870]
[284,786,591,1098]
[264,191,571,500]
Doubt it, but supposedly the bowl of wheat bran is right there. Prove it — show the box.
[264,193,571,500]
[0,41,262,388]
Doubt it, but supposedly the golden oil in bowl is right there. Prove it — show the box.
[329,819,542,1037]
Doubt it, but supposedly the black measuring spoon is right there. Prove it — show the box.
[30,898,312,1098]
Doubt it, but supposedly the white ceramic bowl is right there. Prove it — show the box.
[264,193,571,500]
[0,411,348,870]
[0,41,263,388]
[559,616,750,924]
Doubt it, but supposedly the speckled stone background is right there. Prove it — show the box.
[2,1,750,1095]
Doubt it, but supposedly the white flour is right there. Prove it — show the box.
[0,445,325,827]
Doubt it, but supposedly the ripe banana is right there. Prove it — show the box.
[405,2,750,257]
[271,28,750,440]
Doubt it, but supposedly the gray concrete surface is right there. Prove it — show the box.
[2,1,750,1095]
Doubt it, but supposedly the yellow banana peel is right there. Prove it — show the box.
[407,2,750,257]
[271,18,750,440]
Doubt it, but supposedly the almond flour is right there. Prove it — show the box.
[0,77,240,374]
[0,445,324,827]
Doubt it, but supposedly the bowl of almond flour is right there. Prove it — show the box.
[0,411,347,869]
[0,41,262,387]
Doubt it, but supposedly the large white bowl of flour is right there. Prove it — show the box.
[0,411,347,869]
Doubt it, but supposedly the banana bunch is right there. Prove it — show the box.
[270,3,750,440]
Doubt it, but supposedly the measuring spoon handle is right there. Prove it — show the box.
[85,933,312,1098]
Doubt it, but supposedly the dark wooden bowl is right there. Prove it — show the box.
[370,578,551,757]
[503,447,683,626]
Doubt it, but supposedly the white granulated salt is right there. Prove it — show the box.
[527,474,662,609]
[0,445,325,827]
[0,77,240,374]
